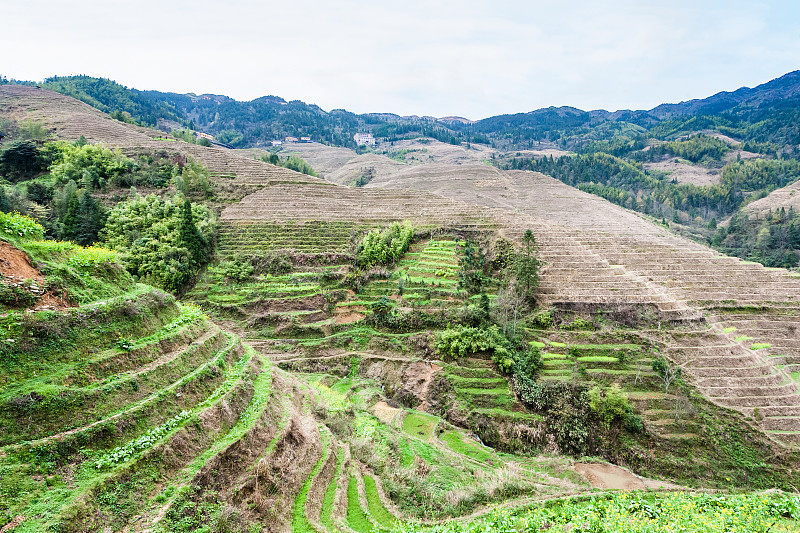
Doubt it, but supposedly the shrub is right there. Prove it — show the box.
[530,308,554,329]
[100,194,215,293]
[512,346,543,383]
[588,384,631,428]
[48,140,133,189]
[356,221,413,268]
[219,260,253,282]
[435,324,514,371]
[239,251,292,275]
[561,316,594,331]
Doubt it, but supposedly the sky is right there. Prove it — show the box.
[2,0,800,119]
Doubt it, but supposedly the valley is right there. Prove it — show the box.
[2,80,800,533]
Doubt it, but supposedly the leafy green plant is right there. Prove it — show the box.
[94,410,192,469]
[588,384,631,428]
[48,140,133,189]
[101,193,215,292]
[219,260,253,282]
[67,246,119,269]
[356,221,414,268]
[0,211,45,240]
[435,325,515,371]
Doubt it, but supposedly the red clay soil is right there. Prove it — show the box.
[0,240,72,311]
[0,241,43,282]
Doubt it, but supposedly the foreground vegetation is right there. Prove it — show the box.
[395,492,800,533]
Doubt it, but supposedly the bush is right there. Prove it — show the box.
[356,221,413,268]
[100,194,215,293]
[219,260,253,282]
[435,324,515,371]
[238,251,292,275]
[512,346,543,383]
[530,308,554,329]
[48,140,133,189]
[588,384,631,428]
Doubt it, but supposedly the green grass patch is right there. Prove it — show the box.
[401,412,439,441]
[320,447,345,530]
[363,474,397,528]
[346,475,374,533]
[751,343,772,350]
[576,356,619,363]
[439,430,495,464]
[291,427,332,533]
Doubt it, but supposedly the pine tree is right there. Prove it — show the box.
[75,190,101,245]
[178,198,206,264]
[515,229,540,302]
[0,187,11,213]
[61,191,80,241]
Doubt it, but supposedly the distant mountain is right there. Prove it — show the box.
[649,70,800,118]
[4,70,800,149]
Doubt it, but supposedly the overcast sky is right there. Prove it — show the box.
[3,0,800,119]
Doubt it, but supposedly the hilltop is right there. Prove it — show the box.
[2,83,800,533]
[5,69,800,150]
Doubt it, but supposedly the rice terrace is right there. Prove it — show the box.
[4,59,800,533]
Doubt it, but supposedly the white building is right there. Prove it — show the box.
[354,132,376,146]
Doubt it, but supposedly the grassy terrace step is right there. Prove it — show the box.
[346,472,375,533]
[291,425,332,533]
[150,353,281,530]
[440,363,498,379]
[2,304,207,396]
[444,374,508,389]
[0,285,179,383]
[6,338,254,531]
[401,411,439,441]
[439,430,495,465]
[320,447,346,532]
[0,327,231,444]
[363,473,399,529]
[2,333,242,462]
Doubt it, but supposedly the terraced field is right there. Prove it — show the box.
[347,166,800,445]
[276,372,588,532]
[6,86,800,531]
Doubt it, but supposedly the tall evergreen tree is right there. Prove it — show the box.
[0,187,11,213]
[178,198,206,263]
[61,191,80,241]
[75,190,102,245]
[515,229,540,302]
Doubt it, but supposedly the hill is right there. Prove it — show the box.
[3,80,800,533]
[7,70,800,150]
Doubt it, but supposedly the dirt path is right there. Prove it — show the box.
[371,401,402,425]
[574,463,646,490]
